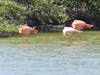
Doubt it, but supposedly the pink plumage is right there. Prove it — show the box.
[63,27,82,36]
[72,19,93,30]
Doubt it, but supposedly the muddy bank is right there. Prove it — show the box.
[0,32,19,37]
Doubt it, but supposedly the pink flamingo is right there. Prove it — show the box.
[63,27,82,36]
[63,27,82,43]
[72,19,93,30]
[19,24,38,35]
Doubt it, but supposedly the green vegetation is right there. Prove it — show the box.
[18,0,67,25]
[20,0,100,27]
[0,0,99,33]
[0,0,26,20]
[0,17,20,32]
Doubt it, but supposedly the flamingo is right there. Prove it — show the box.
[62,27,82,43]
[19,24,38,35]
[71,19,93,30]
[63,27,82,36]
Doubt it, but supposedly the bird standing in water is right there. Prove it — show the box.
[19,24,38,35]
[63,27,82,36]
[71,19,93,30]
[62,27,82,43]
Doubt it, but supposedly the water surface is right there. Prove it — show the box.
[0,31,100,75]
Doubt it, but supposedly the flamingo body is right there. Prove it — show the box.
[63,27,82,36]
[72,20,93,30]
[19,25,38,35]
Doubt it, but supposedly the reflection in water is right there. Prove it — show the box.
[0,40,100,75]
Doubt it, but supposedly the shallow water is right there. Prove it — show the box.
[0,32,100,75]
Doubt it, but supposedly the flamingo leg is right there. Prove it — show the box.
[78,34,82,40]
[68,35,72,45]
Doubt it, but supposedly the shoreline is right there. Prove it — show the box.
[0,32,18,37]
